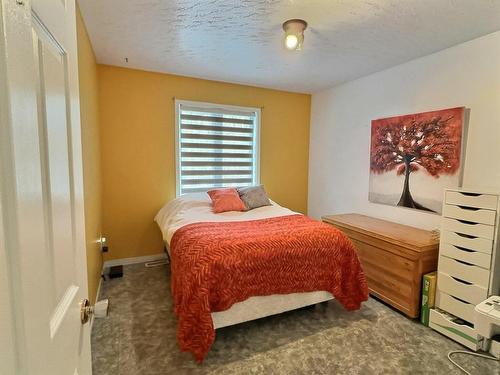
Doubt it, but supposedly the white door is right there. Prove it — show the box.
[0,0,92,374]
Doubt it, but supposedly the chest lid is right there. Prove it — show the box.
[322,213,438,253]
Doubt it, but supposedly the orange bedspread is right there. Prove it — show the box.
[170,214,368,362]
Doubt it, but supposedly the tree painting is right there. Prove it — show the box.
[370,107,464,213]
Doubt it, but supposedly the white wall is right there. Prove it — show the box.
[308,31,500,230]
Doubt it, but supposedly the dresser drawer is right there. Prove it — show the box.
[436,291,475,323]
[429,309,480,350]
[438,255,490,287]
[445,191,498,210]
[442,217,495,240]
[439,243,491,269]
[443,204,496,225]
[437,272,487,305]
[441,230,493,254]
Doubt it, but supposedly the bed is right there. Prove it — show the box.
[155,193,368,361]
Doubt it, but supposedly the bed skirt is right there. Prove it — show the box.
[212,290,333,328]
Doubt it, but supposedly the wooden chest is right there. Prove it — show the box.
[322,213,439,318]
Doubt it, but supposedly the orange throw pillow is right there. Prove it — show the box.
[207,188,246,213]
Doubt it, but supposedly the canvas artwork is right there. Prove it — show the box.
[369,107,465,214]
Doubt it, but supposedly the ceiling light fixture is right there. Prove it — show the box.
[282,19,308,51]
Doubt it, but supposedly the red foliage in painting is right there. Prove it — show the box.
[370,107,464,212]
[370,108,463,178]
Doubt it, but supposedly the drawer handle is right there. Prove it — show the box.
[451,317,473,327]
[460,192,481,197]
[456,219,478,226]
[453,245,474,253]
[456,233,478,239]
[450,276,472,285]
[454,259,473,266]
[457,205,480,211]
[450,295,471,305]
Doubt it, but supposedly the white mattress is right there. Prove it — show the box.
[154,192,334,328]
[154,192,297,246]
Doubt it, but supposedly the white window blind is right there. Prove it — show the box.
[176,101,260,195]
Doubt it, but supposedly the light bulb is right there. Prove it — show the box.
[285,34,299,50]
[282,19,307,51]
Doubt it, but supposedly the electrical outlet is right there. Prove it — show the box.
[99,236,108,253]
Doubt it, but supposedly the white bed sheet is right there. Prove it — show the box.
[154,192,297,246]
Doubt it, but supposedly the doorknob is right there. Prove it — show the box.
[80,298,109,324]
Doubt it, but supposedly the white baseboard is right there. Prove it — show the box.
[103,253,167,269]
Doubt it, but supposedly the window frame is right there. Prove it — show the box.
[174,99,261,197]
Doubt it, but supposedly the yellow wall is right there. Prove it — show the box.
[76,6,102,303]
[98,65,311,260]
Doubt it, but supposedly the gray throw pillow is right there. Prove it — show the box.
[237,185,271,211]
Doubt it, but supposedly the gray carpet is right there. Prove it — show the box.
[91,263,500,374]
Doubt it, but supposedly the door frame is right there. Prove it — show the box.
[0,1,29,373]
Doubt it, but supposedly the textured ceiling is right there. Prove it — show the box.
[78,0,500,93]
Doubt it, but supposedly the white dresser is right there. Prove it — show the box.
[430,188,500,350]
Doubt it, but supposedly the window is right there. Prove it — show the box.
[175,100,260,196]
